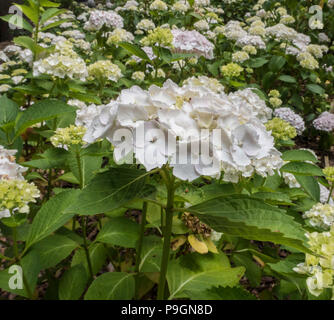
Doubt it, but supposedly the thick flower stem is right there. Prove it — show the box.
[327,185,333,203]
[135,201,148,273]
[157,170,175,300]
[81,216,94,280]
[12,227,18,259]
[135,201,148,299]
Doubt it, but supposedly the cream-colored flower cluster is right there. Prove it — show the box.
[106,28,134,45]
[140,27,174,47]
[0,145,39,219]
[265,118,297,142]
[136,19,155,32]
[50,125,87,149]
[303,203,334,230]
[0,179,40,218]
[294,227,334,297]
[220,63,244,77]
[131,71,145,81]
[268,90,282,108]
[232,51,250,63]
[33,40,88,81]
[150,0,168,11]
[88,60,122,82]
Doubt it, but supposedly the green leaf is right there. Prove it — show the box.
[41,18,71,31]
[25,189,80,249]
[0,95,19,126]
[188,195,309,253]
[118,42,151,61]
[281,162,324,176]
[56,172,79,184]
[268,56,286,73]
[0,15,33,33]
[295,176,320,202]
[22,148,69,169]
[67,149,102,188]
[252,192,293,205]
[96,217,139,248]
[13,36,45,56]
[231,253,261,287]
[14,3,39,24]
[248,58,268,68]
[40,8,67,24]
[282,150,318,163]
[66,168,152,215]
[71,243,107,275]
[262,71,276,91]
[30,234,78,269]
[167,253,245,299]
[278,75,297,83]
[268,254,305,276]
[58,264,88,300]
[40,0,60,7]
[139,236,163,272]
[189,286,257,300]
[306,84,325,95]
[15,99,75,137]
[84,272,135,300]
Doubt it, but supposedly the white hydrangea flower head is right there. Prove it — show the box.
[82,78,282,181]
[0,146,27,181]
[303,203,334,230]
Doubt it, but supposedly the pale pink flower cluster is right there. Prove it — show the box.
[171,29,215,59]
[84,10,124,31]
[313,112,334,132]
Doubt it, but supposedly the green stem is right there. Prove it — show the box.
[135,201,148,273]
[46,169,52,200]
[13,227,19,259]
[22,271,34,299]
[157,169,175,300]
[75,149,84,189]
[135,201,148,300]
[81,216,94,280]
[327,185,333,203]
[33,1,41,61]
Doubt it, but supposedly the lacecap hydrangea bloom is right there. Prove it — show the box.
[81,76,283,182]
